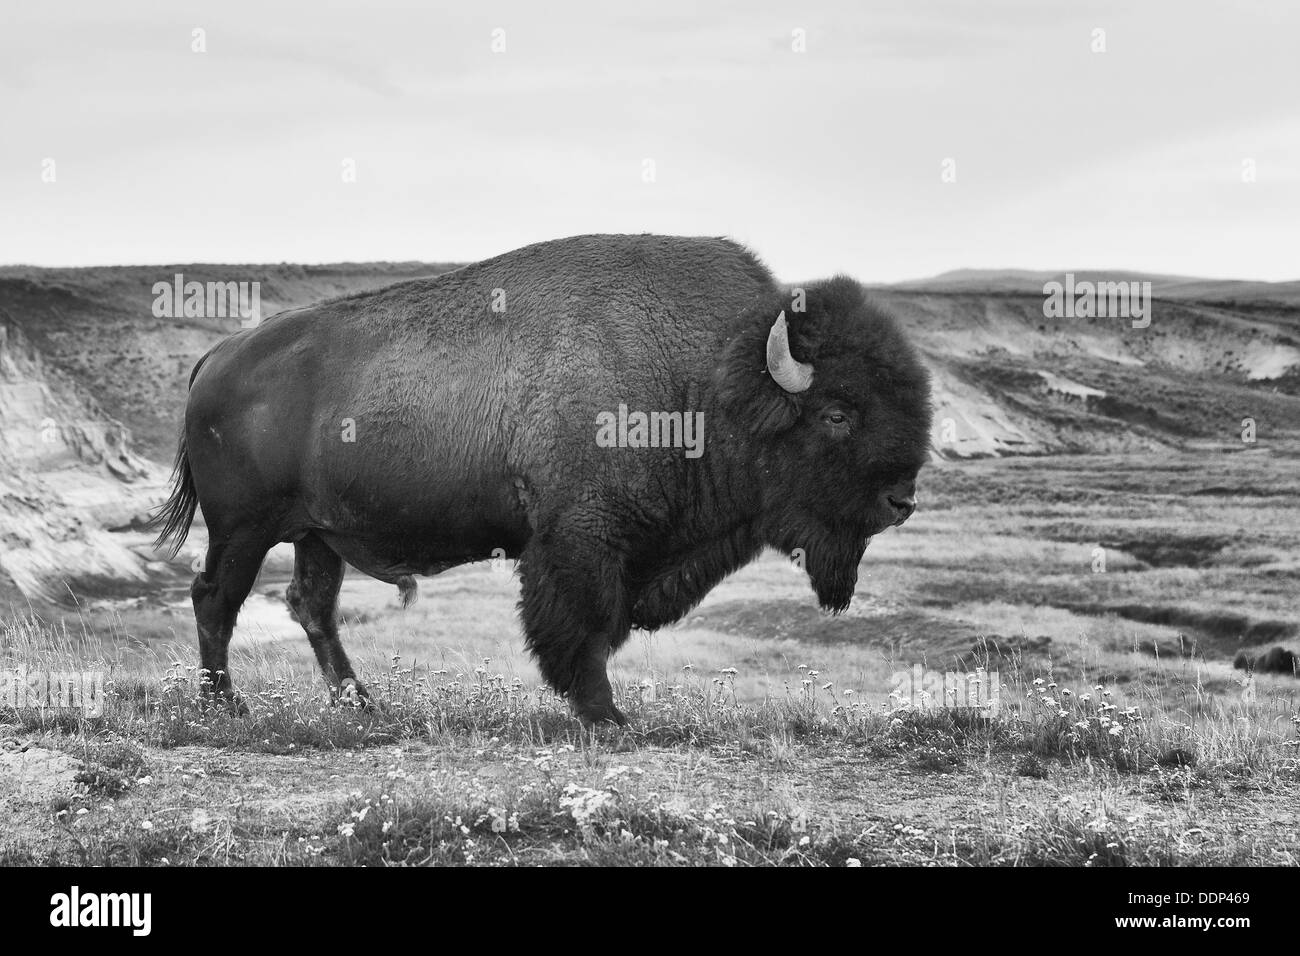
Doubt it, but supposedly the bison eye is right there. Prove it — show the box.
[819,408,853,434]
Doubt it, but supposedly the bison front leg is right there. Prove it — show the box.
[518,530,630,727]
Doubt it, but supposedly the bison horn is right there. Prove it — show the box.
[765,311,814,393]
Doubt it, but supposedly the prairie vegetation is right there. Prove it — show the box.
[2,450,1296,866]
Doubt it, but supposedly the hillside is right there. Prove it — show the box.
[878,287,1300,457]
[0,317,155,604]
[0,263,459,604]
[1,261,1299,605]
[0,263,461,458]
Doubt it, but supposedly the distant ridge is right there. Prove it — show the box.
[879,268,1300,306]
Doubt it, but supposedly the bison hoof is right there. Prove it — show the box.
[336,678,373,710]
[201,689,250,717]
[573,700,628,728]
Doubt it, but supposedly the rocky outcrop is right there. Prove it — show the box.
[0,316,158,604]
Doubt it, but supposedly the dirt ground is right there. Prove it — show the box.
[3,725,1296,866]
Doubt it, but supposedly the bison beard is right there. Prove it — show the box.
[805,535,869,614]
[152,234,933,727]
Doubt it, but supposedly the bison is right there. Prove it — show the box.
[1233,646,1299,676]
[153,234,933,724]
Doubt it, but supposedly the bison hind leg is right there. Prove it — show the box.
[287,533,371,708]
[191,526,277,716]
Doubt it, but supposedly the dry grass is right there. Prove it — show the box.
[2,608,1297,867]
[2,449,1298,866]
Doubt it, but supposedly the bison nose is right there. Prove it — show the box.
[886,493,916,524]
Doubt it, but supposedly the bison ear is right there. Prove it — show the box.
[717,305,824,435]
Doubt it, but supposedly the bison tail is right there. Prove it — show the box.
[150,433,200,558]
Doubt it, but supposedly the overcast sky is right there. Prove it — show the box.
[2,0,1297,281]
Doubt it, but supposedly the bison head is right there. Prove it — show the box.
[718,276,933,611]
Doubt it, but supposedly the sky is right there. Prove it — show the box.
[1,0,1297,282]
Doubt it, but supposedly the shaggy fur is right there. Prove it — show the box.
[153,234,933,723]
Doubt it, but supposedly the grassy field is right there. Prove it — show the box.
[1,448,1297,866]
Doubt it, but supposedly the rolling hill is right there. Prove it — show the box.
[2,261,1298,605]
